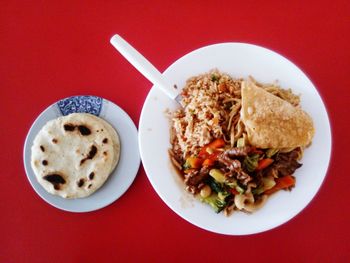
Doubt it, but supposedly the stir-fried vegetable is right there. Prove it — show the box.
[179,138,302,214]
[253,176,276,195]
[202,193,226,213]
[202,158,215,167]
[264,175,296,195]
[183,156,202,169]
[243,154,260,172]
[183,138,225,170]
[256,158,274,171]
[209,169,226,183]
[206,177,224,193]
[198,138,225,159]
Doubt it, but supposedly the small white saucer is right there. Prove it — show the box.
[23,95,140,212]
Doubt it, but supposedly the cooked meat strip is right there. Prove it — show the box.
[217,152,241,171]
[184,166,210,188]
[168,149,183,171]
[266,148,302,177]
[223,146,252,157]
[236,170,252,185]
[217,151,252,185]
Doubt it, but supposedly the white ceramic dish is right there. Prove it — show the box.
[139,43,332,235]
[24,95,140,212]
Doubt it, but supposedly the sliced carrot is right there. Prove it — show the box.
[184,156,203,169]
[256,158,274,171]
[207,138,226,149]
[264,175,296,195]
[202,158,215,167]
[202,151,222,166]
[198,138,225,158]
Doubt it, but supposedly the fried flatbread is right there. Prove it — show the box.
[88,114,120,173]
[241,80,314,148]
[31,113,120,198]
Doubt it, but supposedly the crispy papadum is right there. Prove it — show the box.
[241,80,314,148]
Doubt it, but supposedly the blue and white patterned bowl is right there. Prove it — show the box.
[57,95,103,116]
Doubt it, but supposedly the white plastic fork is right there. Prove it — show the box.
[110,34,182,105]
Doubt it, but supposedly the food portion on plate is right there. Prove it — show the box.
[169,70,315,215]
[31,113,120,199]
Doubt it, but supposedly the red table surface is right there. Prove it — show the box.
[1,1,349,262]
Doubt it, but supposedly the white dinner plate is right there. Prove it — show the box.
[139,43,332,235]
[23,95,140,212]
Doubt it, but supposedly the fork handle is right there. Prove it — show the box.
[110,34,178,100]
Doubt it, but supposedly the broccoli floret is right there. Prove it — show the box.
[205,176,223,193]
[202,193,226,213]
